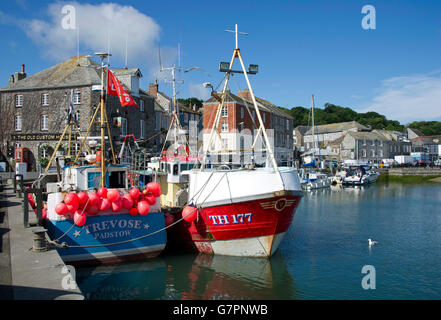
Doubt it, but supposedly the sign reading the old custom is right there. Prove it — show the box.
[10,133,78,141]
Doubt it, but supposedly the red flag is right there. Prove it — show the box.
[107,70,139,108]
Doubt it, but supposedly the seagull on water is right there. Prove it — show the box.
[368,238,378,247]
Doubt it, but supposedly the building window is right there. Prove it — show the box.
[362,139,366,146]
[73,91,81,104]
[286,119,289,130]
[378,140,383,146]
[263,112,266,123]
[370,150,375,157]
[371,140,375,146]
[222,138,228,149]
[75,110,80,125]
[15,94,23,107]
[252,110,256,121]
[121,117,127,136]
[240,107,244,119]
[221,122,228,133]
[41,93,49,106]
[140,119,144,139]
[379,150,383,157]
[286,134,290,147]
[41,115,48,131]
[14,115,22,131]
[362,149,367,158]
[222,106,228,118]
[140,100,144,112]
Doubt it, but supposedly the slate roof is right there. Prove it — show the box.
[204,90,293,119]
[346,131,390,141]
[1,56,101,91]
[304,121,369,135]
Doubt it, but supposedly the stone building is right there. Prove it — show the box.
[339,130,411,162]
[0,56,155,171]
[148,81,202,153]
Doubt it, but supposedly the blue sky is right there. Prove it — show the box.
[1,0,441,124]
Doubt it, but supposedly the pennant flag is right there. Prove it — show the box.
[107,70,139,108]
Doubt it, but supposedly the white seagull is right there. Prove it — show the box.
[368,238,378,247]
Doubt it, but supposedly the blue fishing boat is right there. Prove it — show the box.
[41,53,166,266]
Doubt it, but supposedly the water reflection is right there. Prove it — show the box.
[76,251,297,300]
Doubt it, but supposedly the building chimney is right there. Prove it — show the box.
[9,75,15,85]
[14,64,27,83]
[237,89,251,101]
[149,79,158,98]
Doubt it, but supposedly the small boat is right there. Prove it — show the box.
[40,54,166,266]
[340,166,379,185]
[300,169,332,190]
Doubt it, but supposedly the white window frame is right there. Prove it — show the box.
[221,122,228,133]
[15,94,23,107]
[362,149,367,158]
[41,114,49,131]
[73,90,81,105]
[14,115,22,131]
[42,93,49,106]
[222,106,228,118]
[240,107,244,119]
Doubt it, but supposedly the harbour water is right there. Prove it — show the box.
[75,182,441,300]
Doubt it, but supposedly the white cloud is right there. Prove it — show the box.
[363,70,441,123]
[188,82,211,100]
[15,2,177,78]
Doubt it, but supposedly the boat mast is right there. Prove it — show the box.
[96,52,111,188]
[202,24,279,173]
[311,94,316,157]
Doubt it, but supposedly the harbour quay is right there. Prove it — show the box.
[0,181,84,300]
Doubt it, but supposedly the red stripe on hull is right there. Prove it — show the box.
[188,195,301,242]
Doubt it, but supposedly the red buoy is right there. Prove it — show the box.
[147,182,161,197]
[182,205,198,223]
[97,187,108,199]
[74,210,87,227]
[107,189,120,202]
[137,200,150,216]
[55,202,68,216]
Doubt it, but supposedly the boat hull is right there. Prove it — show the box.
[46,212,166,267]
[185,195,301,257]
